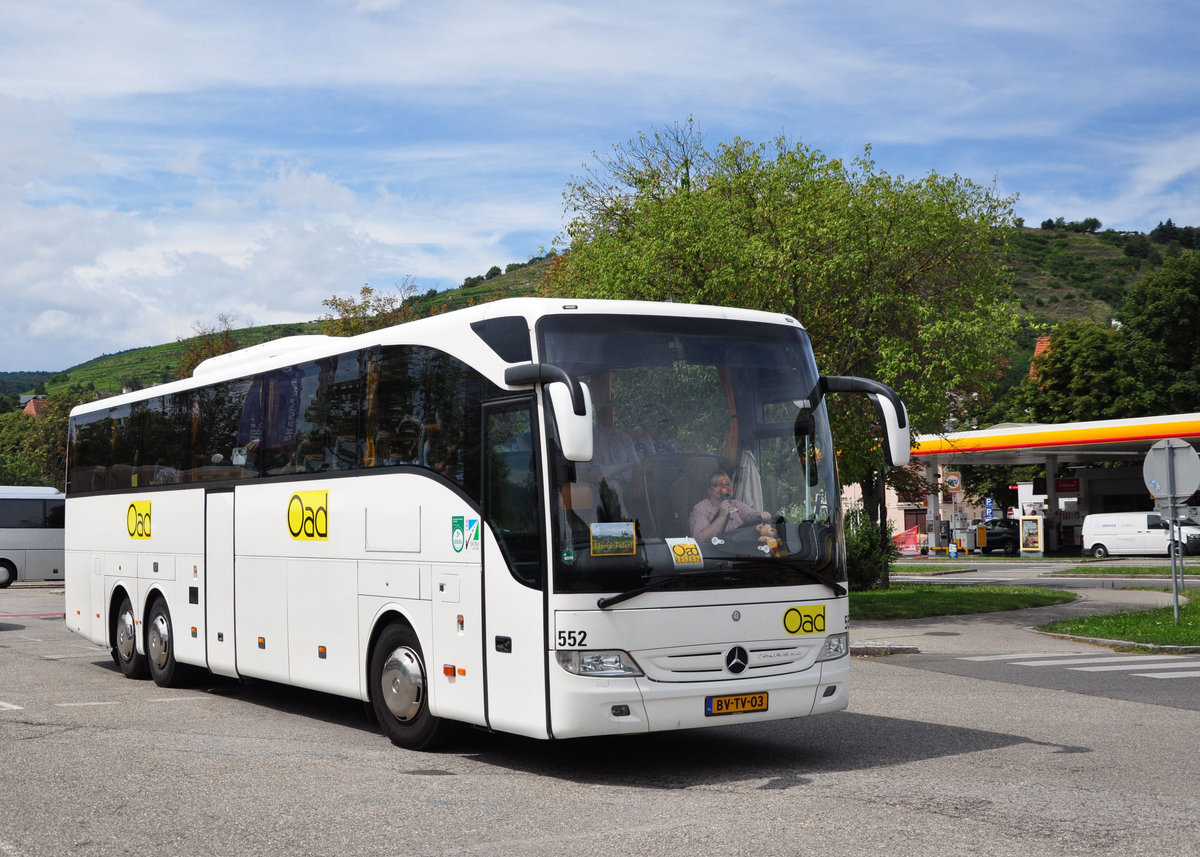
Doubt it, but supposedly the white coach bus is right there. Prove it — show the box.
[0,486,65,587]
[64,298,908,749]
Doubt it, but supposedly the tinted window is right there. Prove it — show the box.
[0,500,44,528]
[364,344,498,502]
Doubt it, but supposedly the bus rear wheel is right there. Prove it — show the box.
[146,597,182,687]
[113,594,148,679]
[369,622,446,751]
[0,560,15,588]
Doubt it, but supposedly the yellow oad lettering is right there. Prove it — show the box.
[670,542,703,566]
[126,501,152,540]
[782,605,826,635]
[287,491,329,541]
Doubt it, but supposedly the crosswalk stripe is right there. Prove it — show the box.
[1134,670,1200,679]
[1009,655,1180,667]
[959,653,1068,661]
[1074,661,1200,672]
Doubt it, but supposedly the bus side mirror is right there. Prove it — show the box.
[870,390,911,468]
[817,375,911,468]
[504,362,594,463]
[547,381,593,462]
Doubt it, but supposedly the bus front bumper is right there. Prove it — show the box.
[547,654,849,739]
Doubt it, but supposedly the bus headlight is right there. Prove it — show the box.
[555,649,643,677]
[817,632,849,661]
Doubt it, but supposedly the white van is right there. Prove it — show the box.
[1081,512,1200,559]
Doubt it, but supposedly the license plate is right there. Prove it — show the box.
[705,692,768,717]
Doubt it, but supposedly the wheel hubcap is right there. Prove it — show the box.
[116,610,136,662]
[381,646,425,722]
[148,613,170,669]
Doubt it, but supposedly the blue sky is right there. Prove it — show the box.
[2,0,1198,372]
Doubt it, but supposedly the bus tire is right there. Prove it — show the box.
[146,597,181,687]
[0,560,15,588]
[113,594,148,679]
[369,622,446,751]
[1091,544,1109,559]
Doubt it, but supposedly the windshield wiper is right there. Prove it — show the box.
[729,560,847,597]
[596,570,738,609]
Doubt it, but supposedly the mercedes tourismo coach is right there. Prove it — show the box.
[64,298,908,749]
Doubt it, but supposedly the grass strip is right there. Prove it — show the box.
[1050,565,1199,577]
[849,583,1077,621]
[1039,597,1200,648]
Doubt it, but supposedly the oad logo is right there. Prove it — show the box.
[287,491,329,541]
[782,604,826,636]
[665,538,703,567]
[126,501,152,540]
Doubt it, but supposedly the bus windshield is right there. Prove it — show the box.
[539,314,843,596]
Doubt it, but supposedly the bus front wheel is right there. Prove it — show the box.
[113,595,148,679]
[146,597,182,687]
[369,622,446,751]
[0,560,15,588]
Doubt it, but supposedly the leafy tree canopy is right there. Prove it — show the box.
[320,281,418,338]
[544,120,1020,485]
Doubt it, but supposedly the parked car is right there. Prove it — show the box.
[980,519,1019,556]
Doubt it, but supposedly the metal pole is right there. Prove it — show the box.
[1168,443,1180,625]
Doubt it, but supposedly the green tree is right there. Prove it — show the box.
[1118,250,1200,414]
[320,280,418,338]
[545,123,1019,507]
[0,384,94,489]
[999,251,1200,426]
[1005,320,1126,423]
[178,313,245,378]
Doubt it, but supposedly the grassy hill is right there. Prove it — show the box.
[6,257,557,400]
[1,228,1187,402]
[1006,227,1156,324]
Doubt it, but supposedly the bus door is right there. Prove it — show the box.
[204,489,238,678]
[481,399,550,738]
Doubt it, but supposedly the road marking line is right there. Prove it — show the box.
[1010,655,1180,667]
[0,613,66,619]
[148,697,214,703]
[959,653,1071,661]
[54,701,118,707]
[0,701,24,711]
[1074,661,1200,672]
[1133,670,1200,679]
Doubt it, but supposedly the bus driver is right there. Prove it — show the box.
[690,470,771,544]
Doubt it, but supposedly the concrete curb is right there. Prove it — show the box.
[850,641,921,656]
[1034,629,1200,654]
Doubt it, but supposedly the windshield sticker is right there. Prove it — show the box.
[589,522,636,557]
[666,538,703,568]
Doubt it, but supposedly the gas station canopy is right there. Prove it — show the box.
[911,413,1200,466]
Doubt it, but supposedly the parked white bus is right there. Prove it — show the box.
[64,298,908,749]
[0,486,65,587]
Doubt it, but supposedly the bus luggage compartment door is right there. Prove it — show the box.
[205,491,237,678]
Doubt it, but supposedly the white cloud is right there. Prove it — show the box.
[0,0,1198,370]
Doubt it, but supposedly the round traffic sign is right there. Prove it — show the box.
[1143,438,1200,501]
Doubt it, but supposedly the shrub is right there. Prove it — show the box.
[845,507,898,591]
